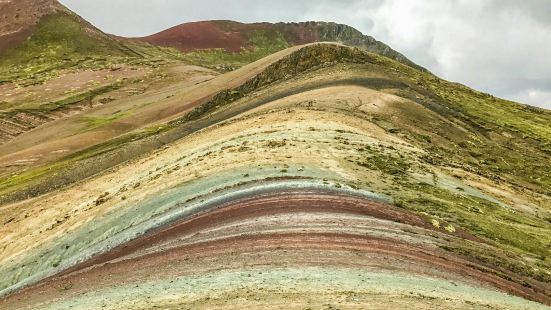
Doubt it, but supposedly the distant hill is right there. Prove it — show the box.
[136,20,424,70]
[2,42,551,309]
[0,0,60,54]
[1,3,551,309]
[0,0,175,82]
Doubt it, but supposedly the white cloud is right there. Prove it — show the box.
[59,0,551,110]
[366,1,551,105]
[513,89,551,110]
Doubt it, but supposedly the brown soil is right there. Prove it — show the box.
[139,21,247,52]
[0,66,148,145]
[0,45,303,177]
[4,192,549,307]
[137,20,322,52]
[0,0,61,54]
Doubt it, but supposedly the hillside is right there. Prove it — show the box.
[137,20,423,70]
[0,43,550,309]
[0,4,551,310]
[0,0,179,84]
[0,0,188,155]
[0,0,60,54]
[0,0,120,66]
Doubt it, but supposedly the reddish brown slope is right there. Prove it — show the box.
[137,20,321,52]
[0,0,62,54]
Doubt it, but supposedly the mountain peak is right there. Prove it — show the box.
[0,0,63,54]
[1,4,550,309]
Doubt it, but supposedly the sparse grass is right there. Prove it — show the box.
[78,110,132,132]
[180,28,291,69]
[415,74,551,193]
[1,83,122,114]
[357,152,411,177]
[0,123,169,200]
[0,11,182,84]
[56,281,74,292]
[347,52,551,195]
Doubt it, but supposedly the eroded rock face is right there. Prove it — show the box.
[0,0,61,54]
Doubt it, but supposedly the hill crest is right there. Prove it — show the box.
[136,20,423,70]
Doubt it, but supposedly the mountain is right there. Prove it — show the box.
[0,0,176,83]
[0,0,60,54]
[0,4,551,310]
[0,0,181,149]
[137,20,424,70]
[0,0,129,60]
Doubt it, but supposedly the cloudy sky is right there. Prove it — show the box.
[59,0,551,109]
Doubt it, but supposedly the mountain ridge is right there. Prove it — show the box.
[0,0,60,52]
[1,43,550,308]
[136,20,425,71]
[0,0,178,84]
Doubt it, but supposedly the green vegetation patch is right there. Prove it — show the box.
[395,182,551,264]
[341,53,551,195]
[0,124,169,202]
[0,12,127,79]
[357,152,411,177]
[180,28,291,70]
[78,110,132,132]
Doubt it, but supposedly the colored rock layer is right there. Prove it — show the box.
[0,4,550,309]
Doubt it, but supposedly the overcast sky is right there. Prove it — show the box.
[59,0,551,109]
